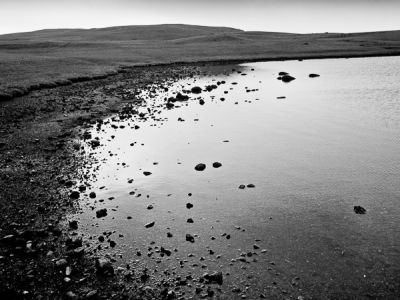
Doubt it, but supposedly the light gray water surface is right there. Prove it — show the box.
[72,56,400,299]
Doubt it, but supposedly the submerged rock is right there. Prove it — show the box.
[309,73,320,78]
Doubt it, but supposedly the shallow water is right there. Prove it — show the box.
[73,57,400,298]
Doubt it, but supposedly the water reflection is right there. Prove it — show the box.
[73,56,400,298]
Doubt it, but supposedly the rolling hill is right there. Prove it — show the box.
[1,24,400,100]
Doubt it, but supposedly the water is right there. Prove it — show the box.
[73,56,400,298]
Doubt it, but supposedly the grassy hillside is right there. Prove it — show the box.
[1,24,400,100]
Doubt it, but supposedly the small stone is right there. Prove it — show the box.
[147,204,154,210]
[202,271,223,285]
[55,259,68,268]
[143,171,152,176]
[65,266,72,276]
[186,203,193,209]
[96,208,107,218]
[187,218,194,223]
[212,162,222,168]
[69,191,80,199]
[309,73,320,78]
[186,234,195,243]
[66,291,77,299]
[281,74,296,82]
[95,258,114,276]
[354,206,366,214]
[191,86,202,94]
[85,290,98,299]
[247,184,255,188]
[69,220,78,230]
[89,192,96,198]
[195,163,206,171]
[238,185,246,189]
[145,221,155,228]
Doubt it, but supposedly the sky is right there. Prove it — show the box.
[1,0,400,35]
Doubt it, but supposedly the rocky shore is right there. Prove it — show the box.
[0,64,202,300]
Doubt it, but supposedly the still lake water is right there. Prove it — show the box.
[74,57,400,298]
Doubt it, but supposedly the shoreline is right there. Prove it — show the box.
[1,55,400,299]
[1,51,400,102]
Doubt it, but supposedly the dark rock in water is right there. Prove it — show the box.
[143,171,152,176]
[354,206,366,214]
[199,99,205,105]
[109,240,116,248]
[212,162,222,168]
[279,71,289,76]
[202,271,223,285]
[96,208,107,218]
[95,258,114,276]
[69,191,80,199]
[247,184,255,188]
[167,232,173,238]
[69,220,78,230]
[186,203,193,209]
[90,139,100,147]
[175,92,189,101]
[145,221,155,228]
[309,73,320,78]
[195,163,206,171]
[89,192,96,198]
[147,204,154,210]
[161,247,172,256]
[166,102,174,109]
[238,185,246,189]
[187,218,194,223]
[191,86,202,94]
[205,85,218,92]
[281,75,296,82]
[186,234,195,243]
[277,96,286,99]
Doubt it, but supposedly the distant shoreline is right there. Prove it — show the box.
[1,51,400,102]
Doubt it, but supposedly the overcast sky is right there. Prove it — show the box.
[1,0,400,35]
